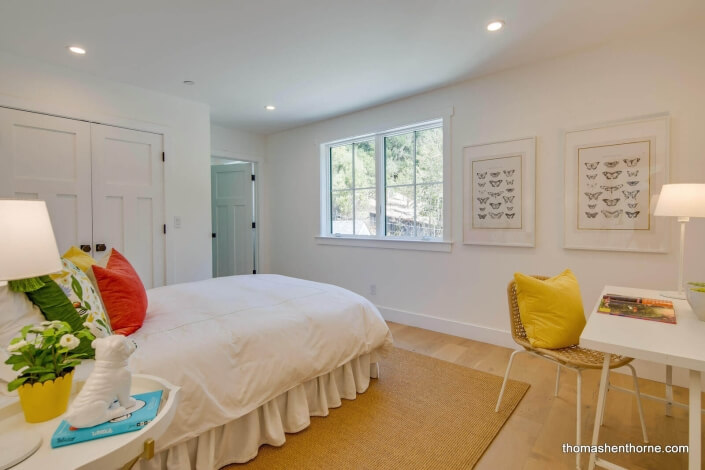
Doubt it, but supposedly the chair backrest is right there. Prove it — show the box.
[507,275,549,348]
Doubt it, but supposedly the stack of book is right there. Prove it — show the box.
[598,294,675,324]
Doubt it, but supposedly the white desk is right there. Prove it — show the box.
[581,286,705,470]
[0,374,180,470]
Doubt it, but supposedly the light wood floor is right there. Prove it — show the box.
[387,321,702,470]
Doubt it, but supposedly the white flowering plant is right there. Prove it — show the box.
[4,321,95,392]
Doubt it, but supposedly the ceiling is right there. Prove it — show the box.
[0,1,703,134]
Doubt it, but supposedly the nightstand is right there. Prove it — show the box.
[0,374,180,470]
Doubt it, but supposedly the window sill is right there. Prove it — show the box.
[315,236,452,252]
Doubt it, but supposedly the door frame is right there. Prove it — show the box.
[210,151,261,276]
[0,97,172,284]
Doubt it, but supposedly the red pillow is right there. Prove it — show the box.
[90,249,147,336]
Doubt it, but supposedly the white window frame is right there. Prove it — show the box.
[317,115,452,252]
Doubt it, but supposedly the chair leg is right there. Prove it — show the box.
[555,365,561,397]
[666,365,673,417]
[626,364,649,443]
[599,376,609,428]
[495,349,522,412]
[576,369,582,470]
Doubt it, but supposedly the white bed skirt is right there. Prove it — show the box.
[138,351,380,470]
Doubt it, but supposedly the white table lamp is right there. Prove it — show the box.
[0,200,62,469]
[654,184,705,299]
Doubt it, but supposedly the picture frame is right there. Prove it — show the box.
[564,114,670,252]
[463,137,536,247]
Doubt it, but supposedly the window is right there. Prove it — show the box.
[322,119,448,245]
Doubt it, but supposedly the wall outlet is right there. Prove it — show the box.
[174,216,182,228]
[369,284,377,296]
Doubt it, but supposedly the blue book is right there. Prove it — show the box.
[51,390,163,448]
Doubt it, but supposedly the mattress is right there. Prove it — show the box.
[127,274,393,451]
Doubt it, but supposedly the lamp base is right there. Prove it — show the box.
[0,429,41,470]
[660,291,686,300]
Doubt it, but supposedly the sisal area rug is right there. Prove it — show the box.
[227,347,529,469]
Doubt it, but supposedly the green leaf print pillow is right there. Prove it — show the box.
[25,259,113,357]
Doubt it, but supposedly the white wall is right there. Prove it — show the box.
[265,25,705,384]
[0,51,212,284]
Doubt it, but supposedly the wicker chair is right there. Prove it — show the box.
[495,276,648,470]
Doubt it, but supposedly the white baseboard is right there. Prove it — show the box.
[378,305,702,390]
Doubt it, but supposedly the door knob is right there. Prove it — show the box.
[95,243,107,252]
[80,244,92,253]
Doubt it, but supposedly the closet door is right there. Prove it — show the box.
[0,107,93,253]
[90,124,165,288]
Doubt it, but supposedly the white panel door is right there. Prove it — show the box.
[91,124,165,288]
[0,107,93,254]
[211,163,254,277]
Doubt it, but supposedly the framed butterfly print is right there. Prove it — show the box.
[463,137,536,247]
[564,114,670,252]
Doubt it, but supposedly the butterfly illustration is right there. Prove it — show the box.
[506,179,514,185]
[588,203,597,209]
[478,207,486,212]
[478,189,487,195]
[503,170,515,177]
[586,174,598,180]
[622,189,639,199]
[627,203,638,209]
[626,211,640,218]
[604,161,619,168]
[489,180,503,187]
[603,171,622,180]
[602,198,620,207]
[503,196,515,203]
[624,157,640,167]
[587,182,597,188]
[584,191,603,200]
[600,184,623,194]
[585,212,598,218]
[627,170,639,177]
[478,214,487,219]
[477,197,489,204]
[601,209,623,218]
[490,202,502,209]
[506,206,514,211]
[626,181,639,186]
[506,188,515,193]
[490,171,501,178]
[584,162,599,170]
[477,182,486,188]
[505,213,515,219]
[476,172,487,179]
[488,191,504,198]
[489,212,503,219]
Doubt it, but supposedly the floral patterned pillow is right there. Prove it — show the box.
[50,259,113,338]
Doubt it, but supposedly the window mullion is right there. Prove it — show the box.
[376,134,384,239]
[413,131,417,237]
[351,143,356,236]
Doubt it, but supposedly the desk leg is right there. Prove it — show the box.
[666,365,673,417]
[588,354,611,470]
[689,370,701,470]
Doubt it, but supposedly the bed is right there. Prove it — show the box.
[123,274,393,469]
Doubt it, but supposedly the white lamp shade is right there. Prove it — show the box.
[654,184,705,218]
[0,200,62,281]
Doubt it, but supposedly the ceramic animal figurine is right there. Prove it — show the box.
[65,335,138,428]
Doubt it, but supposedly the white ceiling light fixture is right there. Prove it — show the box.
[183,80,195,85]
[486,20,504,32]
[67,45,86,55]
[264,105,276,111]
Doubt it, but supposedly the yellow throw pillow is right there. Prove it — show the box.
[514,269,586,349]
[62,246,97,273]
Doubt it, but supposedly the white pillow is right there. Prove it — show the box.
[0,285,45,387]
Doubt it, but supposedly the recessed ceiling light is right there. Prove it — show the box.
[183,80,195,85]
[486,21,504,32]
[67,46,86,55]
[265,105,276,111]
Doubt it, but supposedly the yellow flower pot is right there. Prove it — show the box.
[17,370,74,423]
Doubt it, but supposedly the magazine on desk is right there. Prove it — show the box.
[598,294,675,324]
[51,390,162,448]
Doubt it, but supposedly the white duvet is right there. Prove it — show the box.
[127,274,393,450]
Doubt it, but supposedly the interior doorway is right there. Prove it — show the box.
[211,159,258,277]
